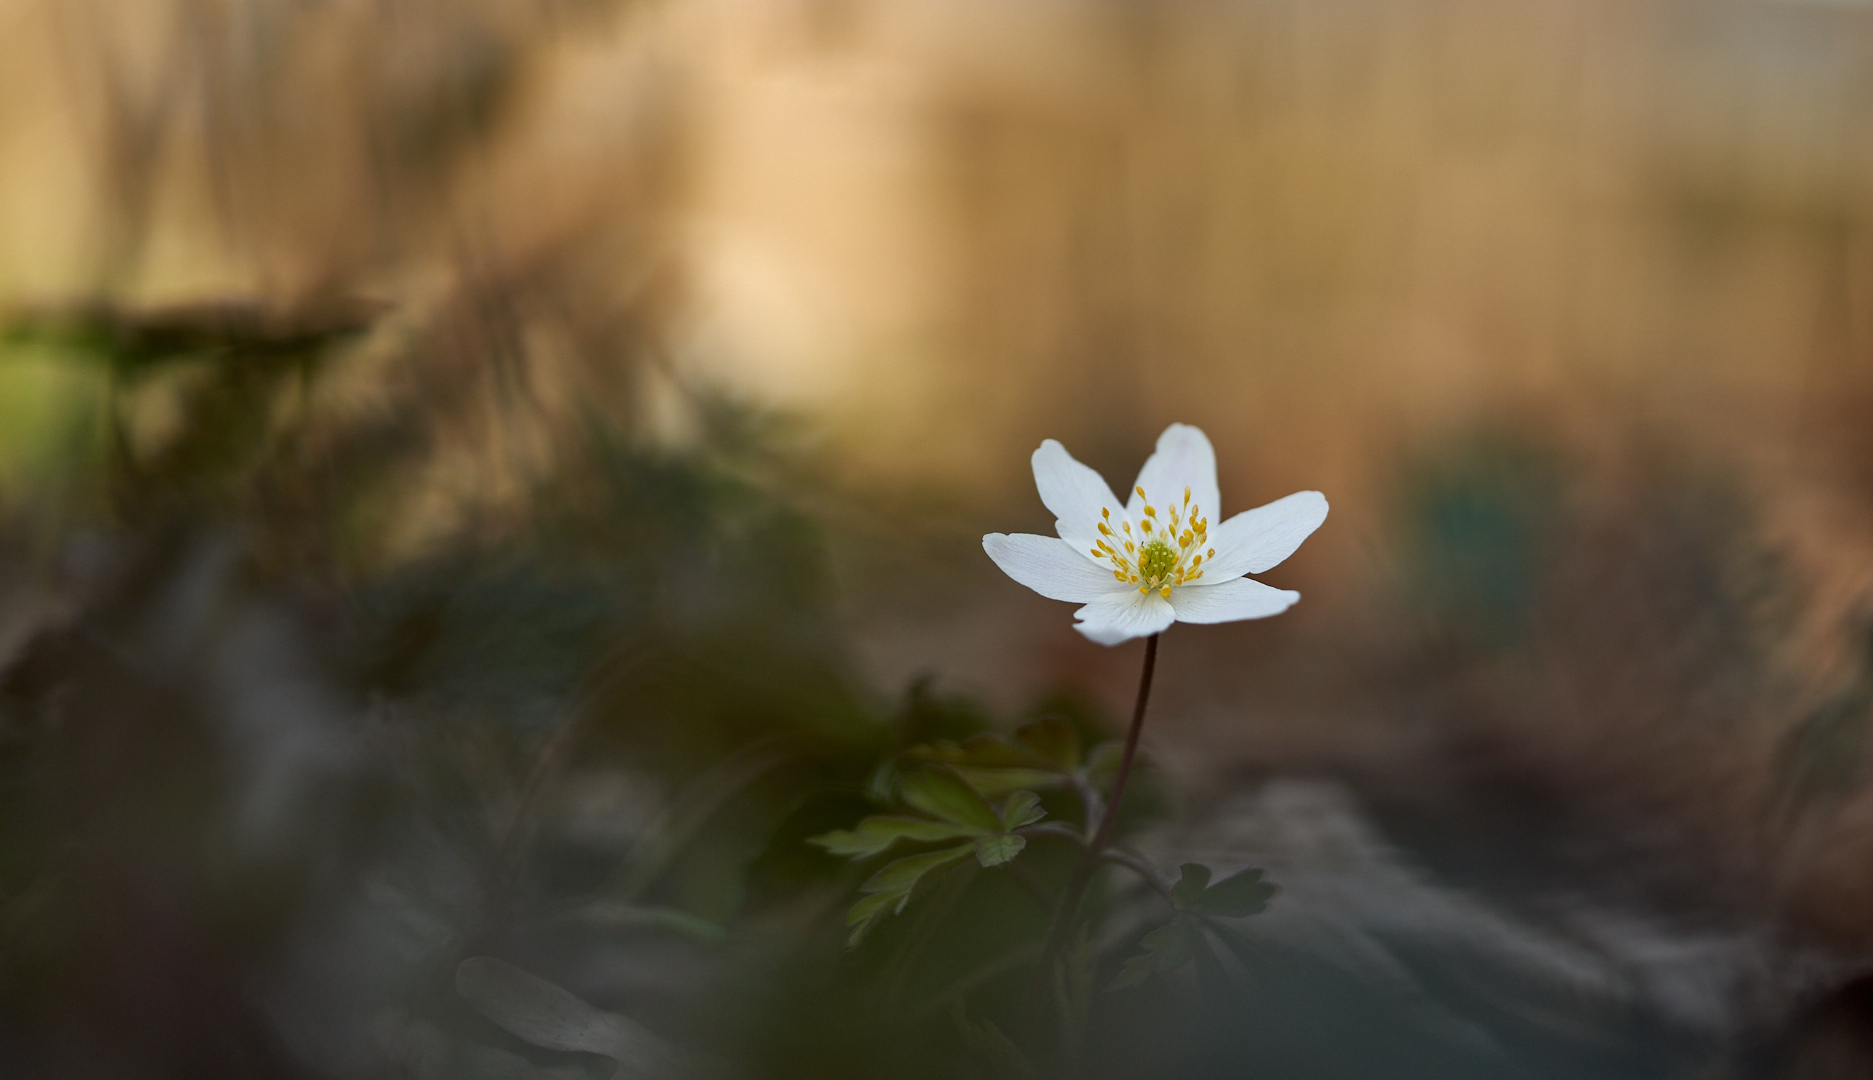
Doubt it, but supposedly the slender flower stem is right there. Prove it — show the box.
[1035,632,1159,988]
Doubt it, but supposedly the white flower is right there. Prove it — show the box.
[982,423,1328,645]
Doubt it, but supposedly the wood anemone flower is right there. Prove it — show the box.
[983,423,1327,645]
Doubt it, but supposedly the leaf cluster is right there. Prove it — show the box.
[899,716,1119,799]
[1109,863,1277,990]
[810,764,1047,946]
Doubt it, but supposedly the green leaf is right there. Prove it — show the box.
[455,956,686,1071]
[808,815,979,858]
[1082,741,1123,784]
[843,840,976,949]
[972,833,1026,867]
[1107,916,1202,991]
[1190,867,1278,917]
[1016,717,1081,771]
[997,790,1046,830]
[955,766,1067,798]
[844,891,898,946]
[1166,862,1279,917]
[1170,863,1212,910]
[905,733,1071,796]
[908,733,1051,770]
[898,766,1003,833]
[860,842,977,899]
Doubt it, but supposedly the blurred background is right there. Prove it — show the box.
[6,0,1873,1076]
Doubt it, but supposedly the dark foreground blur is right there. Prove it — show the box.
[7,1,1873,1078]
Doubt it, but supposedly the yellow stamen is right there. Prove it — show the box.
[1160,586,1172,598]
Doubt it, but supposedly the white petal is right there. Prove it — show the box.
[1126,424,1221,525]
[1032,439,1124,551]
[1200,491,1328,578]
[1168,577,1299,623]
[1072,589,1177,645]
[984,533,1130,603]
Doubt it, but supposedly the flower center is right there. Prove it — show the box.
[1086,485,1216,598]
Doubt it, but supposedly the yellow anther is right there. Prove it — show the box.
[1113,570,1127,582]
[1098,521,1112,536]
[1206,548,1215,559]
[1160,586,1173,598]
[1190,554,1202,568]
[1090,548,1102,558]
[1144,505,1156,518]
[1181,531,1193,547]
[1129,575,1140,584]
[1125,541,1135,552]
[1183,487,1191,505]
[1136,486,1147,499]
[1123,522,1132,534]
[1102,507,1110,519]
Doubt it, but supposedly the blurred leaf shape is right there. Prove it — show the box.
[902,717,1117,798]
[1111,863,1278,989]
[454,956,689,1079]
[816,765,1049,945]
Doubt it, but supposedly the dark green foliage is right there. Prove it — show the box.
[1110,863,1277,990]
[812,765,1050,945]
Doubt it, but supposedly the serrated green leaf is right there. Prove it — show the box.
[997,790,1046,830]
[844,891,897,947]
[898,766,1003,832]
[844,841,976,948]
[1170,863,1212,910]
[1190,866,1278,917]
[860,841,976,897]
[846,890,895,928]
[808,816,979,858]
[1016,717,1081,771]
[972,833,1026,867]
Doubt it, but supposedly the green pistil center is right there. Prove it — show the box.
[1138,538,1179,582]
